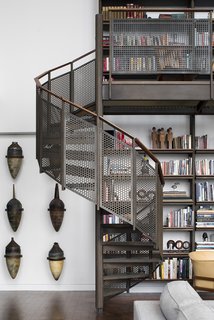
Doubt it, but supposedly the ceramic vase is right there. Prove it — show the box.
[4,238,22,279]
[6,142,24,179]
[47,242,65,281]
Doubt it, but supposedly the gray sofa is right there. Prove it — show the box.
[134,281,214,320]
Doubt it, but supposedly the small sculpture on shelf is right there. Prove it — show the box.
[4,238,22,279]
[166,127,173,149]
[6,142,24,179]
[151,127,158,149]
[202,232,208,242]
[159,127,166,149]
[48,183,66,232]
[47,242,65,280]
[5,184,24,232]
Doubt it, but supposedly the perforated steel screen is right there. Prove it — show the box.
[111,18,210,74]
[39,92,62,183]
[65,111,97,203]
[101,129,160,244]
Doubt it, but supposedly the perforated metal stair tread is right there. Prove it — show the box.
[102,241,155,248]
[103,272,149,281]
[66,182,95,190]
[103,257,161,264]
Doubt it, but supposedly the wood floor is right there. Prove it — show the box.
[0,291,213,320]
[0,291,159,320]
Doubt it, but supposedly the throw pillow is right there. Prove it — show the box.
[160,281,201,320]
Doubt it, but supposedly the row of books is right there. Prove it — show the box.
[103,214,124,224]
[113,32,189,47]
[153,257,192,280]
[195,134,208,149]
[104,53,209,73]
[196,241,214,250]
[102,5,146,20]
[160,158,192,176]
[172,135,192,149]
[195,159,214,176]
[196,182,214,202]
[165,207,193,228]
[194,29,209,47]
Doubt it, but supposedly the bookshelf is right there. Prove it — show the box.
[97,0,214,290]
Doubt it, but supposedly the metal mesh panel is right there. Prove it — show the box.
[50,73,71,103]
[73,60,95,106]
[101,128,161,244]
[111,18,210,74]
[102,130,133,223]
[65,111,97,203]
[39,92,62,182]
[134,151,157,243]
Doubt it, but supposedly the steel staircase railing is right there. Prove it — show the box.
[35,50,164,249]
[35,50,164,309]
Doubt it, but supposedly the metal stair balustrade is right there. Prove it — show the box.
[35,50,164,309]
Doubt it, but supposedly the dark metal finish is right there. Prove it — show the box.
[6,142,24,179]
[47,242,65,281]
[4,238,22,279]
[48,183,66,232]
[5,184,23,232]
[47,242,65,261]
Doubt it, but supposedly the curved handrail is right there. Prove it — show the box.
[34,49,96,86]
[35,75,164,187]
[35,50,164,187]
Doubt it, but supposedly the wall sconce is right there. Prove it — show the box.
[47,242,65,280]
[5,184,23,232]
[4,238,22,279]
[6,142,24,179]
[48,183,66,232]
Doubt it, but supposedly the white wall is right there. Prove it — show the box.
[0,0,97,290]
[0,0,98,132]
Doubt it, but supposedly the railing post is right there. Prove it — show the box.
[36,87,43,172]
[61,100,66,190]
[70,62,74,107]
[131,138,136,230]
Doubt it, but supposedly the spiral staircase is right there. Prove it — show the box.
[35,49,164,310]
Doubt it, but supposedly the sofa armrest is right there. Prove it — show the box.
[134,301,166,320]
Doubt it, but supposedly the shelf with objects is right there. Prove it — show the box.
[97,7,214,113]
[95,0,214,309]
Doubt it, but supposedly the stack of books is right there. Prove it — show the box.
[196,207,214,228]
[163,190,187,199]
[196,242,214,250]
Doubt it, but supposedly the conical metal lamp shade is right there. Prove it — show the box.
[4,238,22,279]
[5,184,23,232]
[47,242,65,280]
[48,184,66,232]
[6,142,24,179]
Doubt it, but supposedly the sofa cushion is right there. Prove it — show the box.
[160,281,202,320]
[177,300,214,320]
